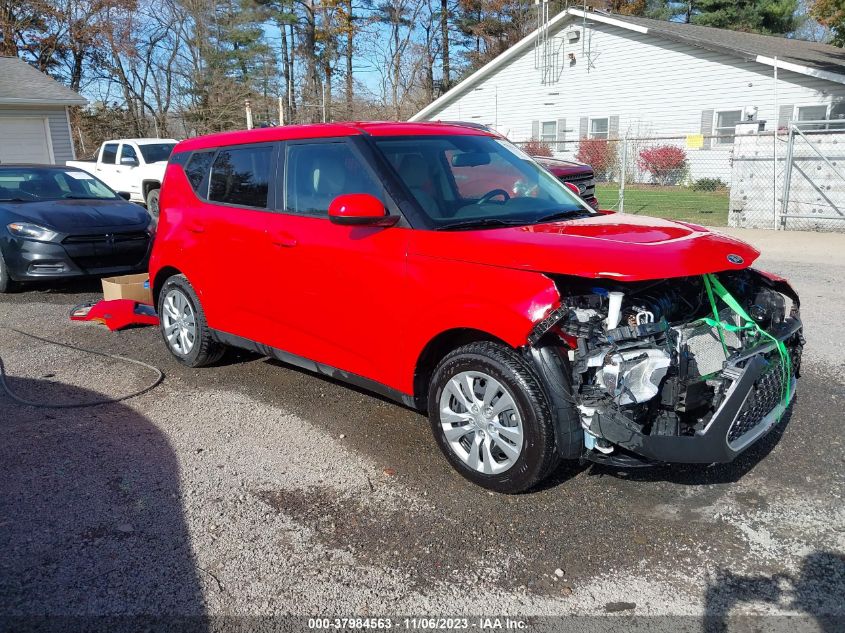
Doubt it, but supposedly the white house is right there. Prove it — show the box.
[410,7,845,174]
[0,56,86,165]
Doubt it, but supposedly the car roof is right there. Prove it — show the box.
[175,121,493,153]
[104,138,179,145]
[0,163,81,169]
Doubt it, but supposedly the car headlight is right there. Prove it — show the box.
[596,348,671,405]
[7,222,60,242]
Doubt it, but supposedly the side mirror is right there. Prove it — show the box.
[120,156,139,167]
[328,194,399,227]
[117,191,132,200]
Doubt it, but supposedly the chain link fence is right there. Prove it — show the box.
[517,125,845,231]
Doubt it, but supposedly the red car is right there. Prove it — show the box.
[534,156,598,209]
[149,122,803,493]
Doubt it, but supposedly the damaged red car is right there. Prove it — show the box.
[150,122,803,493]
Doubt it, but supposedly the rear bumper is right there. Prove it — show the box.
[2,234,151,281]
[589,319,803,464]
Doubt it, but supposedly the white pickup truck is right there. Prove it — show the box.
[67,138,178,216]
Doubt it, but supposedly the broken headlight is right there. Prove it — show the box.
[596,348,671,405]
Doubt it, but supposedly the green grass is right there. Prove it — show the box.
[595,184,729,226]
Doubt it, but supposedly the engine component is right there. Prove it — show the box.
[606,291,624,330]
[596,348,671,405]
[750,288,786,329]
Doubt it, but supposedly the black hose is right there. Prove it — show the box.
[0,327,164,408]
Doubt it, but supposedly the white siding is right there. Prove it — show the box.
[0,105,75,164]
[423,21,845,145]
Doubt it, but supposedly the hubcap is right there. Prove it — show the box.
[161,289,197,355]
[438,371,524,475]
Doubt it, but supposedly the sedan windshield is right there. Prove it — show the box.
[0,167,118,202]
[139,143,176,163]
[373,135,594,229]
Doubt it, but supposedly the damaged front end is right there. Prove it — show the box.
[528,269,804,466]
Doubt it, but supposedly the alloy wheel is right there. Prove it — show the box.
[162,288,197,355]
[438,370,524,475]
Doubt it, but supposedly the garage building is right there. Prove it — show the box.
[0,56,86,165]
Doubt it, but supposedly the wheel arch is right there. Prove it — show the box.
[142,180,161,199]
[152,266,183,306]
[412,327,511,411]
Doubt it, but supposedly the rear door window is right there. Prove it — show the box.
[284,141,383,217]
[119,144,138,163]
[208,145,273,208]
[101,143,118,164]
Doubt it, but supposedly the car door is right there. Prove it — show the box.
[116,143,143,199]
[93,142,120,189]
[258,137,410,386]
[197,142,283,343]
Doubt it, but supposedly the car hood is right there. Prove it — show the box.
[410,214,760,281]
[0,199,149,232]
[535,157,588,170]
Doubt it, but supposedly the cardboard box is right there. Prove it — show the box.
[101,273,153,304]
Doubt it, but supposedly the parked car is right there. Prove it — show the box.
[438,121,598,208]
[533,156,598,209]
[67,138,178,216]
[0,165,154,292]
[149,122,803,493]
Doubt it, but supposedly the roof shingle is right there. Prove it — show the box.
[0,56,87,105]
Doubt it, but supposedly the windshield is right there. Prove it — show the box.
[0,167,119,202]
[139,143,176,163]
[373,135,593,229]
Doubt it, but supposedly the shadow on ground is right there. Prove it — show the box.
[703,550,845,632]
[0,377,206,630]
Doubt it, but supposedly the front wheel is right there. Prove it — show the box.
[427,341,559,493]
[146,188,160,218]
[0,249,17,293]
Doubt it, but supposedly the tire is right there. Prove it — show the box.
[0,249,17,293]
[157,274,224,367]
[427,341,559,493]
[146,187,160,218]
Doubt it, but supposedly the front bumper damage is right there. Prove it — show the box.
[528,270,804,466]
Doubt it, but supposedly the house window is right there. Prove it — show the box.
[714,110,743,145]
[589,118,609,140]
[796,105,829,130]
[831,103,845,130]
[540,121,557,145]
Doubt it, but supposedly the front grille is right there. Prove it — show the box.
[560,172,596,199]
[727,345,799,446]
[62,231,150,272]
[63,231,149,244]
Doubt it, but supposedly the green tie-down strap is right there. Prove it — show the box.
[701,273,793,414]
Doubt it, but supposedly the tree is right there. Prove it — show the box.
[608,0,648,15]
[691,0,801,35]
[810,0,845,46]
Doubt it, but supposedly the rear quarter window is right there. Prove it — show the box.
[183,151,215,194]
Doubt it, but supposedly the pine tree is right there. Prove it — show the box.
[690,0,801,35]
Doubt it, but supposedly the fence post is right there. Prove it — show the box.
[619,136,627,214]
[778,123,796,230]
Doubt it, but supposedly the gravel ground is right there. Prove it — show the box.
[1,227,844,630]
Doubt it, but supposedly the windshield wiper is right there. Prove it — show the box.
[435,218,528,231]
[535,208,593,223]
[63,195,103,200]
[0,197,31,202]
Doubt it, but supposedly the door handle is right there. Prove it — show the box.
[268,230,297,247]
[187,221,205,234]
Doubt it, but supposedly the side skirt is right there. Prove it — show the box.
[210,329,418,409]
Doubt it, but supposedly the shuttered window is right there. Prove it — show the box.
[589,118,609,140]
[714,110,742,145]
[540,121,556,144]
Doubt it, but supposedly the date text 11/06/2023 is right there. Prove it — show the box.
[307,617,528,630]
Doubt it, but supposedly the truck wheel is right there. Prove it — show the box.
[427,341,559,493]
[146,188,160,218]
[158,275,224,367]
[0,250,17,293]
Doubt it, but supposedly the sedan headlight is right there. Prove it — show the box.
[7,222,60,242]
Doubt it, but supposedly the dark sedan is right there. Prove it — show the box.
[0,165,154,292]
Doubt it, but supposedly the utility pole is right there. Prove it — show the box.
[245,99,253,130]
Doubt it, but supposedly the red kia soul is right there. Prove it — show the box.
[150,122,803,493]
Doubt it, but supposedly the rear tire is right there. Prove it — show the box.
[146,187,160,218]
[427,341,559,493]
[158,275,224,367]
[0,249,17,293]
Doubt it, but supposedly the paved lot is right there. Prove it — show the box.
[1,227,844,628]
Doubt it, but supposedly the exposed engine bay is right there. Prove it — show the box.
[529,269,804,464]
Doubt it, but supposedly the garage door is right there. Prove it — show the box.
[0,117,52,164]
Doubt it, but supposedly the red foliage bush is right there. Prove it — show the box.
[637,145,688,185]
[523,138,553,158]
[575,138,617,180]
